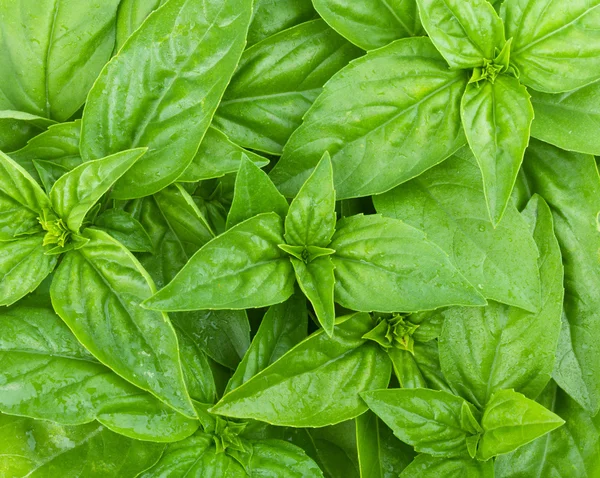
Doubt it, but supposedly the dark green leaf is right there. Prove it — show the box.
[94,209,153,253]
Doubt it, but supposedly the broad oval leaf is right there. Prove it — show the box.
[247,439,324,477]
[214,19,361,155]
[50,228,196,419]
[81,0,253,198]
[269,37,468,199]
[331,214,486,312]
[210,313,392,427]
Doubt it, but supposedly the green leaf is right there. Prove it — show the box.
[269,37,468,199]
[461,75,534,225]
[374,148,542,312]
[387,348,427,389]
[331,214,486,312]
[178,127,269,183]
[530,79,600,155]
[33,160,70,193]
[439,194,563,408]
[50,228,196,419]
[0,0,121,121]
[285,152,336,247]
[522,140,600,413]
[0,414,165,477]
[413,341,453,393]
[356,411,384,478]
[80,0,253,198]
[0,111,56,152]
[225,292,307,393]
[478,389,564,460]
[49,148,146,233]
[502,0,600,93]
[291,256,336,336]
[247,439,324,477]
[312,0,424,50]
[417,0,506,68]
[94,209,153,253]
[0,306,199,442]
[248,0,317,46]
[362,388,481,457]
[214,20,361,155]
[399,454,494,477]
[144,213,295,311]
[210,313,391,427]
[115,0,168,50]
[176,330,216,405]
[226,156,289,230]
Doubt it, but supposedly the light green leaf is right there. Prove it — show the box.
[0,111,56,152]
[374,148,542,312]
[269,37,468,199]
[248,0,317,46]
[81,0,253,198]
[33,160,70,193]
[210,313,391,427]
[417,0,505,68]
[114,0,168,50]
[94,208,153,253]
[312,0,424,50]
[413,341,453,393]
[226,156,289,230]
[0,0,121,121]
[356,411,384,478]
[461,75,534,225]
[502,0,600,93]
[530,79,600,155]
[247,439,324,477]
[478,389,564,460]
[144,213,295,311]
[50,228,196,419]
[49,148,146,233]
[399,454,494,477]
[331,214,486,312]
[387,348,427,389]
[0,414,165,478]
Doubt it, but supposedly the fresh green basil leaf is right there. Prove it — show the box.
[291,256,336,336]
[399,454,494,477]
[530,79,600,155]
[247,439,324,477]
[495,381,600,477]
[94,209,153,253]
[439,195,563,408]
[33,160,69,193]
[374,148,541,312]
[331,214,486,312]
[175,329,216,405]
[178,127,269,183]
[478,389,564,460]
[81,0,253,199]
[50,228,196,419]
[115,0,167,50]
[522,140,600,413]
[0,414,165,477]
[0,0,120,121]
[144,213,294,311]
[387,348,427,389]
[413,341,453,393]
[269,37,468,199]
[502,0,600,93]
[210,313,391,427]
[285,153,336,247]
[417,0,505,68]
[461,75,534,225]
[362,388,481,457]
[248,0,317,47]
[49,148,146,233]
[226,292,307,393]
[227,156,289,230]
[312,0,424,50]
[214,20,361,155]
[0,306,199,442]
[0,111,56,153]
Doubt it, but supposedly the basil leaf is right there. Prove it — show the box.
[225,292,307,393]
[312,0,424,50]
[362,388,481,457]
[0,111,56,152]
[0,414,165,477]
[417,0,505,68]
[49,148,146,233]
[530,79,600,155]
[387,348,427,389]
[413,341,453,393]
[210,313,391,427]
[248,0,317,47]
[269,37,468,199]
[399,454,494,477]
[81,0,253,198]
[227,156,289,230]
[478,389,564,460]
[176,329,217,404]
[115,0,167,50]
[144,213,295,311]
[33,160,69,193]
[331,214,486,312]
[502,0,600,93]
[374,148,542,312]
[247,439,324,477]
[178,127,269,183]
[0,0,120,121]
[50,228,196,419]
[356,411,384,478]
[94,209,153,253]
[214,20,361,155]
[461,75,534,225]
[522,140,600,414]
